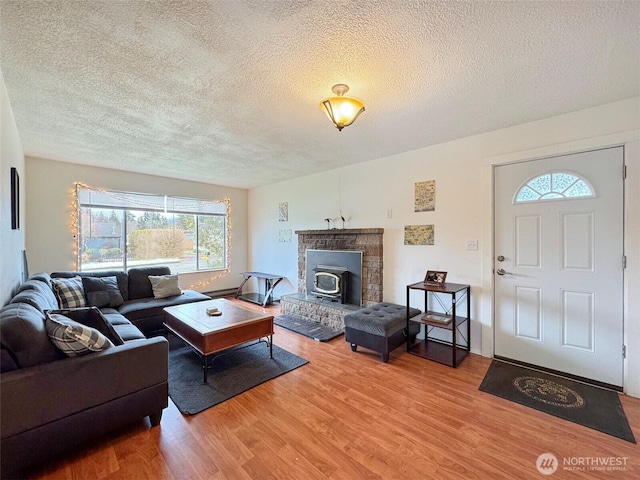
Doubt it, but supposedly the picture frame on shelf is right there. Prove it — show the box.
[424,270,447,285]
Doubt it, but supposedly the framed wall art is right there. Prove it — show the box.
[279,229,292,242]
[10,167,19,229]
[414,180,435,212]
[278,202,289,222]
[404,224,434,245]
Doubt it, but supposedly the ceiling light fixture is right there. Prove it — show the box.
[319,84,365,131]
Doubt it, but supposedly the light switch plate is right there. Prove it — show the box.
[466,240,478,251]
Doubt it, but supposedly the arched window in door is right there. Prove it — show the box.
[514,172,595,203]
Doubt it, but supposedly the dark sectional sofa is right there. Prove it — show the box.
[0,266,210,477]
[50,266,210,337]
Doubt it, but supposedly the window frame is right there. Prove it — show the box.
[75,185,230,274]
[513,171,595,204]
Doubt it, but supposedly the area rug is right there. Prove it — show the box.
[479,360,636,443]
[274,314,343,342]
[168,336,308,415]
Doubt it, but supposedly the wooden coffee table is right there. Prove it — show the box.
[163,298,274,383]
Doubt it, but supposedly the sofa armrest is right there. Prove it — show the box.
[1,336,168,439]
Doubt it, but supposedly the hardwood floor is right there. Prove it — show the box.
[29,299,639,480]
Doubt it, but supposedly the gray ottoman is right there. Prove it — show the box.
[344,302,421,363]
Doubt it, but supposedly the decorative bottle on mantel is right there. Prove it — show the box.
[324,218,332,229]
[339,210,346,229]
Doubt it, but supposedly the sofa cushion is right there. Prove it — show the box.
[118,289,210,321]
[97,309,146,341]
[12,280,59,312]
[51,276,86,309]
[99,308,131,324]
[111,323,147,342]
[0,303,64,368]
[82,276,124,308]
[46,313,114,357]
[127,266,171,300]
[28,272,53,289]
[51,271,129,302]
[148,274,182,299]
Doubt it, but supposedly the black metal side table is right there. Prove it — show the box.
[406,281,471,367]
[235,272,284,307]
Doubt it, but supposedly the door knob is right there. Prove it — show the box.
[497,255,505,262]
[496,268,509,276]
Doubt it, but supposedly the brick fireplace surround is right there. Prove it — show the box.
[280,228,384,330]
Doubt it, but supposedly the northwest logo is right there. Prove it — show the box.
[536,453,558,475]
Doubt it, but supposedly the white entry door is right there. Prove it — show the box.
[494,147,624,387]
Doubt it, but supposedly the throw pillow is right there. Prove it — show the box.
[51,276,86,309]
[49,307,124,346]
[45,312,113,357]
[82,276,124,308]
[148,274,182,299]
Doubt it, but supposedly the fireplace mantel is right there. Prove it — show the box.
[295,228,384,235]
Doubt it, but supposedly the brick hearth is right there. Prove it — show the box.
[279,293,360,331]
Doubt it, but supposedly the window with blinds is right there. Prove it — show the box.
[76,186,229,273]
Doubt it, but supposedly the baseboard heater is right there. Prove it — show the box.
[204,287,241,299]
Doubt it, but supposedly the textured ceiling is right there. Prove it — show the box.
[1,1,639,189]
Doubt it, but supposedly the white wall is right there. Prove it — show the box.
[0,73,26,305]
[624,141,640,397]
[249,97,640,395]
[25,157,249,293]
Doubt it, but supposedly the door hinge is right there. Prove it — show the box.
[623,165,627,179]
[623,255,627,269]
[623,345,627,359]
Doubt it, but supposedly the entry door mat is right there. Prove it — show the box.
[168,335,308,415]
[274,314,343,342]
[479,360,636,443]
